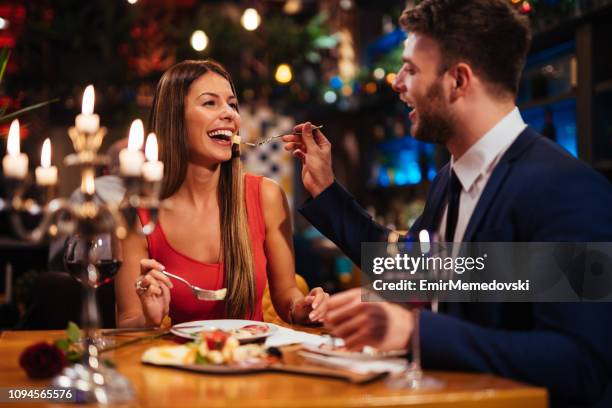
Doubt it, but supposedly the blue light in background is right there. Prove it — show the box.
[374,137,432,186]
[377,167,391,186]
[329,76,343,90]
[520,98,578,157]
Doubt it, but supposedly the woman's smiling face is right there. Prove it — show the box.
[184,71,240,166]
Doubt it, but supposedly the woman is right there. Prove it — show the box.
[116,60,329,327]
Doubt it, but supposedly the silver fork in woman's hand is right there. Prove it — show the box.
[242,125,323,147]
[161,270,227,301]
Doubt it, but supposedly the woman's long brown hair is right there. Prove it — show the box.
[148,60,256,319]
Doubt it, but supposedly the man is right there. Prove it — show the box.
[283,0,612,406]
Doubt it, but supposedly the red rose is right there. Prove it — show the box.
[19,342,67,379]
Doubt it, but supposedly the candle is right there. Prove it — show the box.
[75,85,100,133]
[119,119,145,176]
[83,169,95,195]
[419,229,431,254]
[35,138,58,186]
[142,133,164,182]
[232,133,241,144]
[2,119,28,179]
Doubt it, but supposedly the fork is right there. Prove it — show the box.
[161,270,227,301]
[242,125,323,147]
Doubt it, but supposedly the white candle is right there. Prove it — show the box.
[75,85,100,133]
[35,138,58,186]
[83,169,95,195]
[119,119,145,176]
[142,132,164,182]
[2,119,28,179]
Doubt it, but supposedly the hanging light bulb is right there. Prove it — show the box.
[275,64,292,84]
[283,0,302,15]
[241,8,261,31]
[520,1,532,13]
[190,30,209,51]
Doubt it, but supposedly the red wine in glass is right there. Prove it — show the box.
[65,258,122,288]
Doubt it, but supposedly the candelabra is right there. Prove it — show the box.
[0,85,164,404]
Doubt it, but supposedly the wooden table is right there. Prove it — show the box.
[0,330,548,408]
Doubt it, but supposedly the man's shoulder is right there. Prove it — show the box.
[513,128,609,188]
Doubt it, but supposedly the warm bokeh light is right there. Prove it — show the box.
[386,72,396,85]
[364,82,377,94]
[190,30,209,51]
[275,64,293,83]
[521,1,532,13]
[128,119,145,151]
[340,0,353,10]
[82,85,95,115]
[145,133,158,162]
[127,0,138,4]
[241,8,261,31]
[0,17,8,30]
[283,0,302,14]
[7,119,20,155]
[373,68,385,80]
[41,138,51,168]
[341,85,353,97]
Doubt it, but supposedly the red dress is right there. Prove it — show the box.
[137,173,267,323]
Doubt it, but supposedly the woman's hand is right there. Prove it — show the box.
[135,259,173,327]
[292,287,330,324]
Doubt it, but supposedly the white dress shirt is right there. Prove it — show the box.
[437,107,527,242]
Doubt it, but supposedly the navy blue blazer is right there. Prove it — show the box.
[300,127,612,406]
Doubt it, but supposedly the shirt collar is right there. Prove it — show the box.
[451,107,526,192]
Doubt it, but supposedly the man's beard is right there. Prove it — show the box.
[411,79,455,145]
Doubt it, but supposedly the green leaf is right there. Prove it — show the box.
[67,321,81,343]
[0,47,10,85]
[55,338,71,351]
[65,350,82,363]
[0,98,59,123]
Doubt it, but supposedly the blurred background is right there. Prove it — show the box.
[1,0,611,329]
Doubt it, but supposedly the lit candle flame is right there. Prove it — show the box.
[82,85,95,115]
[84,171,95,195]
[419,229,431,254]
[128,119,144,151]
[7,119,20,156]
[145,133,158,162]
[41,138,51,168]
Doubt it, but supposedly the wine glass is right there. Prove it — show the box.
[64,232,122,289]
[386,229,444,390]
[64,232,122,346]
[55,232,134,403]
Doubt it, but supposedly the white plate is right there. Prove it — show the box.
[302,344,407,361]
[171,319,278,343]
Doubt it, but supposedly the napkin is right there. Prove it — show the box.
[264,325,327,348]
[298,351,408,374]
